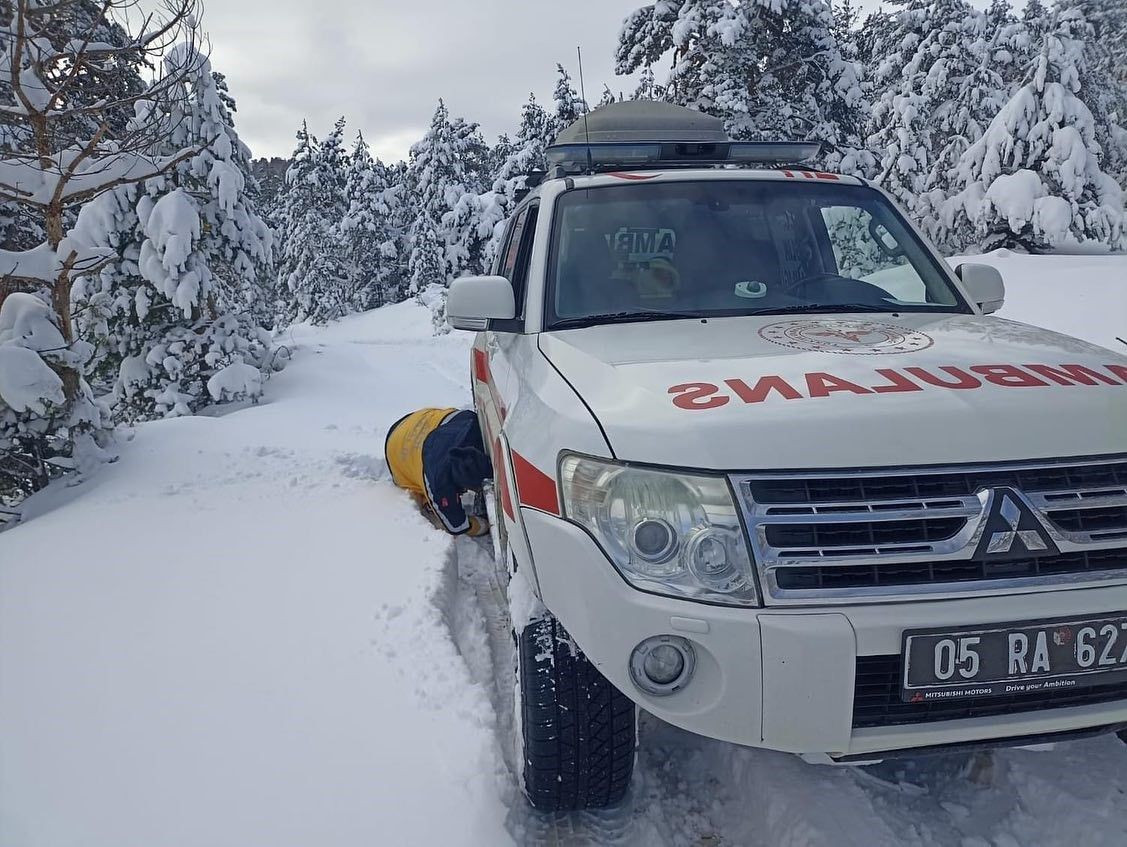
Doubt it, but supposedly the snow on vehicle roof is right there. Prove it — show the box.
[547,103,822,175]
[554,101,728,145]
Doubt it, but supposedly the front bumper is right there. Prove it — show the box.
[523,508,1127,759]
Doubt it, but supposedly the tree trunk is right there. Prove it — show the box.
[33,105,81,402]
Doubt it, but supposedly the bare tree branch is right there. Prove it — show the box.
[1,0,208,396]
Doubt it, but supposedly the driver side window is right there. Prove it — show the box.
[820,206,926,303]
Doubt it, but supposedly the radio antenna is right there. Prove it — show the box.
[576,46,594,174]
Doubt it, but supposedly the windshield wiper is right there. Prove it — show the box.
[745,303,901,316]
[550,309,711,330]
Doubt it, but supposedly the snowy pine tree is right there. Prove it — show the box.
[476,68,586,275]
[984,0,1015,41]
[920,6,1018,231]
[631,67,661,101]
[444,116,491,277]
[341,132,399,310]
[73,47,278,422]
[599,85,623,106]
[868,0,995,219]
[478,96,552,271]
[1021,0,1051,45]
[275,119,351,325]
[982,0,1025,91]
[615,0,871,174]
[551,64,588,135]
[1012,0,1051,86]
[1,0,204,507]
[1063,0,1127,186]
[404,101,489,294]
[936,7,1126,252]
[854,10,891,70]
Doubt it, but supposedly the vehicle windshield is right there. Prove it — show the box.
[545,179,970,329]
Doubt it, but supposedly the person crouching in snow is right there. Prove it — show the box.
[385,408,492,536]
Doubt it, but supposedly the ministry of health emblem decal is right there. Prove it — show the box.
[758,320,935,355]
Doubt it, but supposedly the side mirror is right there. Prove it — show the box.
[446,275,516,331]
[956,263,1005,314]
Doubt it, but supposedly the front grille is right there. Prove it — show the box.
[1049,506,1127,536]
[750,460,1127,505]
[777,548,1127,591]
[732,456,1127,603]
[853,655,1127,728]
[765,517,965,551]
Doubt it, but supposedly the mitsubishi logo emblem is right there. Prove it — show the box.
[974,488,1058,559]
[987,494,1049,553]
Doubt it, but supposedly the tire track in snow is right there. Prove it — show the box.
[442,535,1127,846]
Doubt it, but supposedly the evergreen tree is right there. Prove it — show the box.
[167,56,274,325]
[984,0,1015,40]
[478,96,552,271]
[407,207,445,297]
[921,7,1017,229]
[489,133,516,178]
[340,133,399,310]
[1,0,202,506]
[445,116,491,277]
[74,48,277,422]
[936,7,1125,252]
[1062,0,1127,185]
[855,10,891,70]
[275,119,351,325]
[981,0,1026,93]
[551,64,588,136]
[615,0,871,174]
[377,160,412,301]
[404,101,489,294]
[832,0,861,50]
[600,84,623,106]
[631,67,661,101]
[867,0,995,218]
[1012,0,1051,80]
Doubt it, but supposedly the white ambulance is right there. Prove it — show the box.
[446,102,1127,811]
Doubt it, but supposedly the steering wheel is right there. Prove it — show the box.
[774,272,854,296]
[774,273,891,303]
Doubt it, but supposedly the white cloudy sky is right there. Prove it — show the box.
[200,0,999,163]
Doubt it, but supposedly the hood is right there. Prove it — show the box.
[539,313,1127,470]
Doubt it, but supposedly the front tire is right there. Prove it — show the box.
[517,616,636,811]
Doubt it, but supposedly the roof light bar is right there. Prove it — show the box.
[544,140,821,174]
[728,142,822,164]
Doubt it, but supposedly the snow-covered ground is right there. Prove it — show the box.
[2,252,1126,847]
[957,249,1127,352]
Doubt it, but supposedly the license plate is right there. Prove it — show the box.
[901,612,1127,702]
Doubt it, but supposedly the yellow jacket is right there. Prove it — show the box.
[385,407,456,496]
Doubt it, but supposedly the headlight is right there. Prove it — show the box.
[559,454,759,606]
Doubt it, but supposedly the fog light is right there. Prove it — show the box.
[644,644,684,684]
[629,635,695,696]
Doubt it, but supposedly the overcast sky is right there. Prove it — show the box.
[201,0,998,163]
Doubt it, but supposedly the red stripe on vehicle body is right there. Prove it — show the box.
[472,348,490,383]
[492,438,514,520]
[607,171,661,180]
[472,347,507,420]
[511,451,560,515]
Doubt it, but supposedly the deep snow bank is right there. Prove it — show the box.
[0,303,513,847]
[954,250,1126,352]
